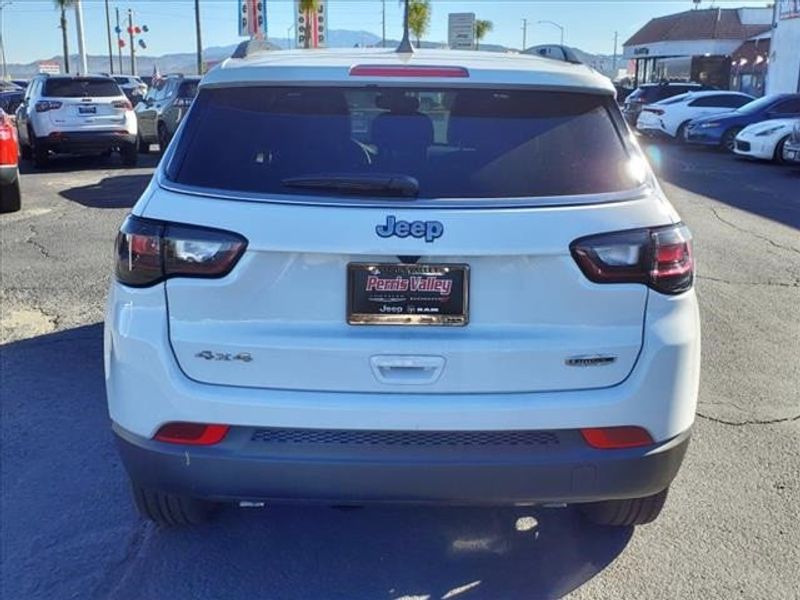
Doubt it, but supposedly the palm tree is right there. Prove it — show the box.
[54,0,75,74]
[474,19,493,50]
[407,0,430,48]
[299,0,321,49]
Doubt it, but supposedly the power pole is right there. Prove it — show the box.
[382,0,386,48]
[116,7,123,74]
[521,18,528,51]
[74,0,88,75]
[105,0,114,74]
[194,0,203,75]
[128,9,136,75]
[612,30,619,77]
[0,1,10,81]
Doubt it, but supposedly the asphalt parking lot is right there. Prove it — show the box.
[1,145,799,599]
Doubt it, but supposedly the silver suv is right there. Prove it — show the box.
[135,74,200,154]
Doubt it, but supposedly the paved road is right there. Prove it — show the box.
[1,147,798,600]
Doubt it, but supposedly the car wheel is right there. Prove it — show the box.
[138,134,150,154]
[721,128,741,153]
[32,139,49,169]
[20,141,32,160]
[773,136,790,165]
[675,121,690,144]
[0,177,22,213]
[579,487,669,526]
[157,123,170,155]
[132,485,217,526]
[121,142,139,167]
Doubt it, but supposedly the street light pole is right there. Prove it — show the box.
[105,0,114,74]
[128,9,136,76]
[538,20,565,46]
[612,30,619,76]
[116,7,123,74]
[74,0,88,75]
[194,0,203,75]
[521,18,528,51]
[0,1,11,81]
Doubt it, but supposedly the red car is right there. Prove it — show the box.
[0,108,21,213]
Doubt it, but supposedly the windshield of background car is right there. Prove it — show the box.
[178,81,199,98]
[43,78,121,98]
[735,95,777,114]
[166,86,639,199]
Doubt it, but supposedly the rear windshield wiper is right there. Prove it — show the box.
[282,174,419,198]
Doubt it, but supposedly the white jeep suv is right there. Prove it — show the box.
[16,74,137,168]
[105,47,700,527]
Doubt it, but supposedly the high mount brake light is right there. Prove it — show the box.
[349,65,469,78]
[114,215,247,287]
[571,224,694,295]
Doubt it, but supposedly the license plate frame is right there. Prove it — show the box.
[79,106,97,114]
[347,263,469,326]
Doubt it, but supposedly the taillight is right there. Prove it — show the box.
[571,224,693,295]
[114,215,247,287]
[112,99,133,110]
[581,426,653,449]
[154,422,230,445]
[643,107,665,115]
[35,100,63,113]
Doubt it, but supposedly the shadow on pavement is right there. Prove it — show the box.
[18,153,160,176]
[641,138,800,230]
[1,325,633,600]
[58,174,153,209]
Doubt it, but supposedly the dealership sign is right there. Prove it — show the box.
[296,0,327,48]
[238,0,267,38]
[448,13,475,50]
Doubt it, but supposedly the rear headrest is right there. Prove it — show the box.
[375,93,420,114]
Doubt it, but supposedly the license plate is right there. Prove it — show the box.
[79,106,96,114]
[347,263,469,326]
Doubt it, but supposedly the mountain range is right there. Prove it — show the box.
[6,29,616,79]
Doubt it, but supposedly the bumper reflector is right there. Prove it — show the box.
[581,426,653,449]
[154,422,229,446]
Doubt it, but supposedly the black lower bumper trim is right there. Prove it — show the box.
[114,424,691,505]
[37,132,136,154]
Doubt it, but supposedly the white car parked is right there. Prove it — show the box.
[106,46,700,528]
[733,118,798,163]
[636,91,754,141]
[16,74,138,168]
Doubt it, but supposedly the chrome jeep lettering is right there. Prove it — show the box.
[375,216,444,243]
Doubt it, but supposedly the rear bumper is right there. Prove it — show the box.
[685,130,723,146]
[0,164,18,185]
[114,424,691,505]
[36,131,136,154]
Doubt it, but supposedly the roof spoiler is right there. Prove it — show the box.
[525,44,582,65]
[231,38,273,59]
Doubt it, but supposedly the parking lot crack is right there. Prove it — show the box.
[697,275,800,288]
[705,206,800,256]
[25,224,53,259]
[697,412,800,427]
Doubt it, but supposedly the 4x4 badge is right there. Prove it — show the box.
[376,215,443,243]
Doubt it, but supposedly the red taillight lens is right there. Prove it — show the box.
[581,426,653,449]
[115,216,247,287]
[35,100,63,113]
[154,422,229,445]
[112,99,133,110]
[570,224,694,295]
[349,65,469,78]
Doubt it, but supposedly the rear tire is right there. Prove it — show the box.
[32,142,49,169]
[157,123,170,155]
[121,142,138,167]
[0,178,21,213]
[675,121,690,144]
[20,141,32,160]
[579,487,669,527]
[138,134,150,154]
[721,128,741,153]
[132,485,216,526]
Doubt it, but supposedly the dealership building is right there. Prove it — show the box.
[768,0,800,93]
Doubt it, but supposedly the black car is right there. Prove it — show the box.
[622,82,708,126]
[0,81,24,116]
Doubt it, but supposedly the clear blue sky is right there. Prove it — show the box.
[3,0,773,64]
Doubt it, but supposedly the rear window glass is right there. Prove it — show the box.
[167,86,637,199]
[44,78,121,98]
[178,81,199,98]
